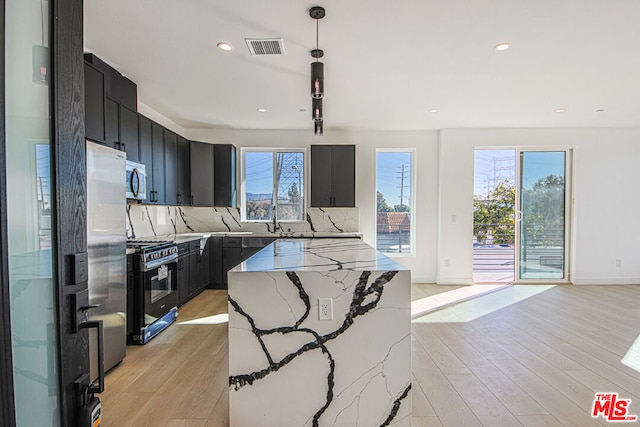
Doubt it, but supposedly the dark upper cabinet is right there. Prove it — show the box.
[138,115,154,200]
[84,54,137,150]
[120,105,139,162]
[105,98,119,150]
[163,130,178,205]
[176,136,190,205]
[190,141,214,207]
[84,62,106,143]
[150,122,166,204]
[214,144,237,207]
[311,144,356,207]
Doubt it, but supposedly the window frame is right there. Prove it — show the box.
[240,147,307,223]
[375,148,416,257]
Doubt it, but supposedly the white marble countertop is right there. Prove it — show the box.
[229,238,408,272]
[139,231,363,245]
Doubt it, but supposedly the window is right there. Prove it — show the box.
[376,150,414,255]
[242,149,305,222]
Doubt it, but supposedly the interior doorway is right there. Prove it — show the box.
[473,149,571,283]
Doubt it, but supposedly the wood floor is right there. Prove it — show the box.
[101,284,640,426]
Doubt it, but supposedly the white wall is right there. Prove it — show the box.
[185,128,440,283]
[141,101,640,285]
[439,128,640,285]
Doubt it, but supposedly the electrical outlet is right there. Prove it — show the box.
[444,259,450,267]
[616,259,622,268]
[318,298,333,320]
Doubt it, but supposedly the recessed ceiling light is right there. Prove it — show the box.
[299,108,307,113]
[494,43,510,51]
[555,108,566,113]
[596,108,605,113]
[257,108,267,113]
[217,42,234,52]
[428,109,438,113]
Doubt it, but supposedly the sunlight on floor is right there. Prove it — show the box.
[622,334,640,373]
[411,284,508,318]
[177,313,229,325]
[412,285,556,323]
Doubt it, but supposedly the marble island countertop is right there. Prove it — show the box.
[230,238,407,273]
[228,238,412,426]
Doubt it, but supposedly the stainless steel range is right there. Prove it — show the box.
[127,240,179,344]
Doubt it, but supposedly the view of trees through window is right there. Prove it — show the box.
[244,150,305,221]
[376,150,413,254]
[473,149,567,281]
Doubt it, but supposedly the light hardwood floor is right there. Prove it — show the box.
[101,284,640,426]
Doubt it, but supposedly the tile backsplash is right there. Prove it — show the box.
[126,204,359,239]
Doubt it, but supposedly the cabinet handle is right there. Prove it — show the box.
[191,195,194,205]
[121,143,126,151]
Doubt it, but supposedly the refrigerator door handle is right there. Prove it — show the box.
[80,320,105,394]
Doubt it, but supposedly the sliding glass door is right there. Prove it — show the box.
[516,151,570,281]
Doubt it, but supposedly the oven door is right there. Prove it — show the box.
[143,260,178,323]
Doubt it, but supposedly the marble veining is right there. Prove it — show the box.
[126,204,358,239]
[228,239,411,427]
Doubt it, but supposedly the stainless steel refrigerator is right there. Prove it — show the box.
[86,141,127,381]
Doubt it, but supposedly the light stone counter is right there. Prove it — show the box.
[228,238,411,426]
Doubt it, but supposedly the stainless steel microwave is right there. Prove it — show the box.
[126,160,147,200]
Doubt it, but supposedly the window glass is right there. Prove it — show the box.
[243,150,305,222]
[376,150,414,254]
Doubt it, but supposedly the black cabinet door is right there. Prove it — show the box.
[84,62,106,143]
[105,97,120,150]
[138,115,154,201]
[164,130,178,205]
[176,136,190,205]
[120,105,139,162]
[310,145,333,207]
[190,141,214,206]
[177,256,190,306]
[210,237,224,287]
[214,144,236,207]
[151,122,165,203]
[331,145,355,207]
[311,145,355,207]
[189,252,201,296]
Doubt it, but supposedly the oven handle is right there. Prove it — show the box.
[143,253,179,272]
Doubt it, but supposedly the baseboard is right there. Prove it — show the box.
[571,277,640,285]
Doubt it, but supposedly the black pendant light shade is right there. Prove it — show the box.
[312,98,323,121]
[32,45,49,84]
[311,61,324,99]
[310,6,325,135]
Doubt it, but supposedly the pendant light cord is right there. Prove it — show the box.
[40,0,45,46]
[316,18,319,62]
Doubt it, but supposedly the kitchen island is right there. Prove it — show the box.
[228,238,411,427]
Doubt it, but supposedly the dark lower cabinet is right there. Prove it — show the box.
[221,237,242,288]
[177,239,211,306]
[177,255,190,306]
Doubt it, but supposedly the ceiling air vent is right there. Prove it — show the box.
[245,38,286,56]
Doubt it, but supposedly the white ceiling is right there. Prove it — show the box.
[84,0,640,132]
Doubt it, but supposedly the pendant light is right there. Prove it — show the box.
[32,0,49,84]
[309,6,325,135]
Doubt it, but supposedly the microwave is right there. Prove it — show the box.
[126,160,147,200]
